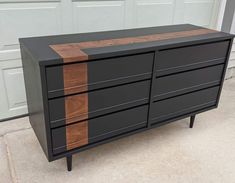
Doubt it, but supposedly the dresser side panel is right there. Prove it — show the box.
[20,44,50,160]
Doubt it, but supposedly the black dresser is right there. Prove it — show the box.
[20,24,234,171]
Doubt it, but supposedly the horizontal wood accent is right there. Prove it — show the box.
[65,93,88,124]
[50,28,217,63]
[50,44,88,63]
[66,121,88,150]
[63,63,88,95]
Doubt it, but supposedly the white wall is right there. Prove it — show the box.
[228,14,235,69]
[216,0,235,78]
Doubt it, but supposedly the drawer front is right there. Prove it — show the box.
[51,105,148,154]
[156,41,229,76]
[150,86,219,125]
[49,80,150,128]
[153,64,224,101]
[46,52,154,98]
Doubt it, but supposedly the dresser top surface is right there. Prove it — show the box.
[19,24,233,66]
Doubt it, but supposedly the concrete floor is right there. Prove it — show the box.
[0,78,235,183]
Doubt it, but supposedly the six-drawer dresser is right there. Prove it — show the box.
[20,24,234,171]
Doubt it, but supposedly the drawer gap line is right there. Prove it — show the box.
[152,85,220,103]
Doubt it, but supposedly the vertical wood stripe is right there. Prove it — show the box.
[63,63,88,95]
[50,44,88,63]
[65,93,88,124]
[50,28,217,63]
[64,63,88,150]
[66,121,88,150]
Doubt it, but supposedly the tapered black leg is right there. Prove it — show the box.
[190,115,196,128]
[67,155,72,171]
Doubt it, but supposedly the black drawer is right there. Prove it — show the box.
[153,64,224,101]
[156,41,229,76]
[51,105,148,154]
[150,86,219,125]
[49,80,150,128]
[46,52,154,98]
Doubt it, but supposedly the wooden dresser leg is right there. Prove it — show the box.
[190,115,196,128]
[67,155,72,171]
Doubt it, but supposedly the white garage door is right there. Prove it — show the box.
[0,0,221,120]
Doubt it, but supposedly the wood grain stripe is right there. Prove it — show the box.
[50,44,88,63]
[65,93,88,124]
[63,62,88,95]
[66,121,88,150]
[50,28,217,63]
[64,63,88,149]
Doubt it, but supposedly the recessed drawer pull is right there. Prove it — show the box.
[49,80,150,128]
[52,105,148,154]
[150,86,220,125]
[153,64,224,100]
[156,41,229,76]
[46,53,154,98]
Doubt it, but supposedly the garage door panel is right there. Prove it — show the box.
[135,0,175,28]
[72,1,125,33]
[184,0,215,27]
[0,59,27,119]
[0,2,63,51]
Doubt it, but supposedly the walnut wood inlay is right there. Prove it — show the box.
[50,44,88,63]
[64,63,89,149]
[50,28,217,63]
[63,62,88,95]
[65,93,88,124]
[77,29,216,49]
[66,121,88,150]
